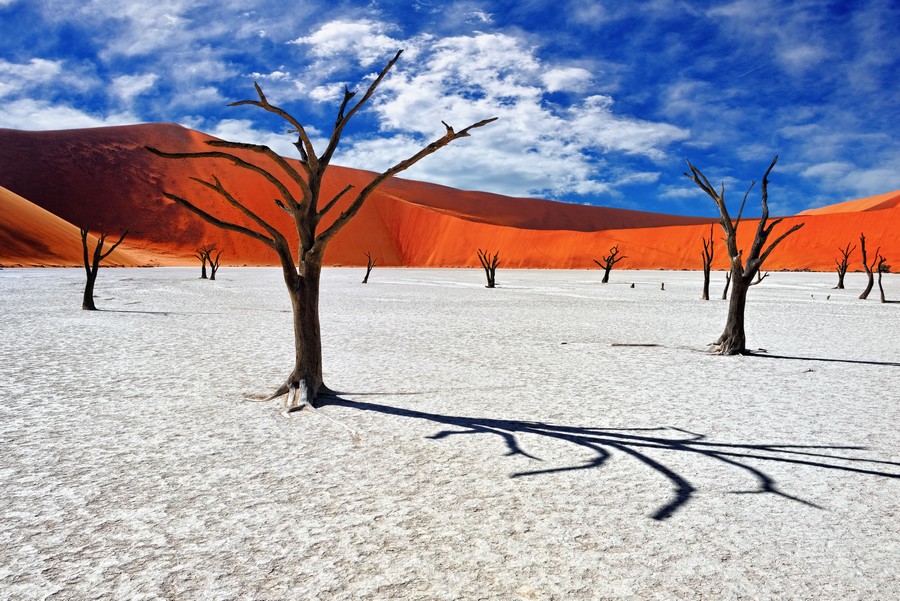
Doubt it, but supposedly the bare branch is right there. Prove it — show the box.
[189,175,289,250]
[757,222,804,268]
[313,117,498,251]
[147,146,304,216]
[98,230,128,260]
[205,139,311,201]
[162,191,276,249]
[228,81,318,172]
[318,184,354,218]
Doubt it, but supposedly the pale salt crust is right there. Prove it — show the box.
[1,267,898,600]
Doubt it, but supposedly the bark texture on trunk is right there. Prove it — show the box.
[82,267,98,310]
[701,224,714,300]
[859,234,878,300]
[715,266,748,355]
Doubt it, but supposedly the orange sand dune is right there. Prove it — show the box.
[0,124,897,271]
[0,185,142,267]
[799,190,900,215]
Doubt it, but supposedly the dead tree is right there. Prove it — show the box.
[196,243,217,278]
[147,50,495,409]
[833,242,855,289]
[209,249,224,280]
[685,156,804,355]
[721,271,731,300]
[859,233,879,300]
[594,245,626,283]
[361,251,376,284]
[877,254,890,303]
[80,226,128,311]
[701,224,714,300]
[477,249,500,288]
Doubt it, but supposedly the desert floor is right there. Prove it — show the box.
[1,267,898,600]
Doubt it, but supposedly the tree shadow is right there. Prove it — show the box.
[746,352,900,367]
[326,396,900,520]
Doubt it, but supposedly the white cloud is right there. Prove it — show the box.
[0,98,138,130]
[287,23,689,199]
[289,20,406,68]
[541,67,593,93]
[111,73,159,103]
[0,58,62,97]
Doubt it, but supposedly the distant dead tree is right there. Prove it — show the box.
[80,226,128,311]
[877,254,890,303]
[147,50,496,409]
[721,271,731,300]
[833,242,855,289]
[858,233,879,300]
[196,243,217,279]
[209,249,224,280]
[685,156,804,355]
[701,224,714,300]
[594,245,626,283]
[361,251,376,284]
[477,249,500,288]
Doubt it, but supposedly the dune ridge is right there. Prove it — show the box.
[0,124,897,271]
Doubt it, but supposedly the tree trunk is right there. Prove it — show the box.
[860,271,874,299]
[878,271,886,303]
[602,266,612,284]
[721,272,731,300]
[835,269,845,289]
[279,259,325,408]
[82,266,98,310]
[200,261,208,279]
[716,269,748,354]
[701,269,711,300]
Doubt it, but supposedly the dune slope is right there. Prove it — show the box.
[0,185,142,267]
[0,124,897,271]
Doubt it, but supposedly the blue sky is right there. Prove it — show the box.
[1,0,898,217]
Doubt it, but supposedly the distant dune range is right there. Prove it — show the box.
[1,124,897,270]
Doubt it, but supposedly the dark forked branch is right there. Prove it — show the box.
[477,249,500,288]
[80,226,128,310]
[594,245,627,284]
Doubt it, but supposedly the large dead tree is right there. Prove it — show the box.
[361,251,376,284]
[858,233,879,300]
[477,249,500,288]
[196,243,217,279]
[685,156,804,355]
[80,226,128,311]
[147,50,495,409]
[701,224,714,300]
[594,245,626,284]
[833,242,855,289]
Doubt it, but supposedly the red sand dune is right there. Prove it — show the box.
[0,124,897,272]
[0,185,141,267]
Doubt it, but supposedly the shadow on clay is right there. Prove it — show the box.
[324,395,900,521]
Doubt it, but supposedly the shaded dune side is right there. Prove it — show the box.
[0,185,142,267]
[0,124,897,271]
